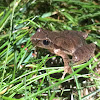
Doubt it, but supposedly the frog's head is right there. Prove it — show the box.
[31,28,55,50]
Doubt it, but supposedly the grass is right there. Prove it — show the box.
[0,0,100,100]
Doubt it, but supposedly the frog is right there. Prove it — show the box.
[31,28,96,79]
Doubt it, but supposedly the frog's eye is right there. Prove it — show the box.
[43,40,50,45]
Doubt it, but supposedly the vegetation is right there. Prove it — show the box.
[0,0,100,100]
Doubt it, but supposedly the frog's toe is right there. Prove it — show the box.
[61,66,72,79]
[64,66,72,74]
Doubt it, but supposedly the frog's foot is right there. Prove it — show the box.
[61,66,72,79]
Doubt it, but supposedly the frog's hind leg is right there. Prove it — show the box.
[72,43,96,65]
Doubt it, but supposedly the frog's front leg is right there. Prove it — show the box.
[61,57,72,79]
[72,43,96,65]
[53,49,72,79]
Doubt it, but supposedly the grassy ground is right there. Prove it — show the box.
[0,0,100,100]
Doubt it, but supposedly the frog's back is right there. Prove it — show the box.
[53,30,87,54]
[61,30,88,39]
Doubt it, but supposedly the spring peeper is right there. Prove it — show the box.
[31,28,96,79]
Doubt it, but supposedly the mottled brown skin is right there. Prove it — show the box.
[31,28,96,79]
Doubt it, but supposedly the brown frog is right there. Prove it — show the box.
[31,28,96,79]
